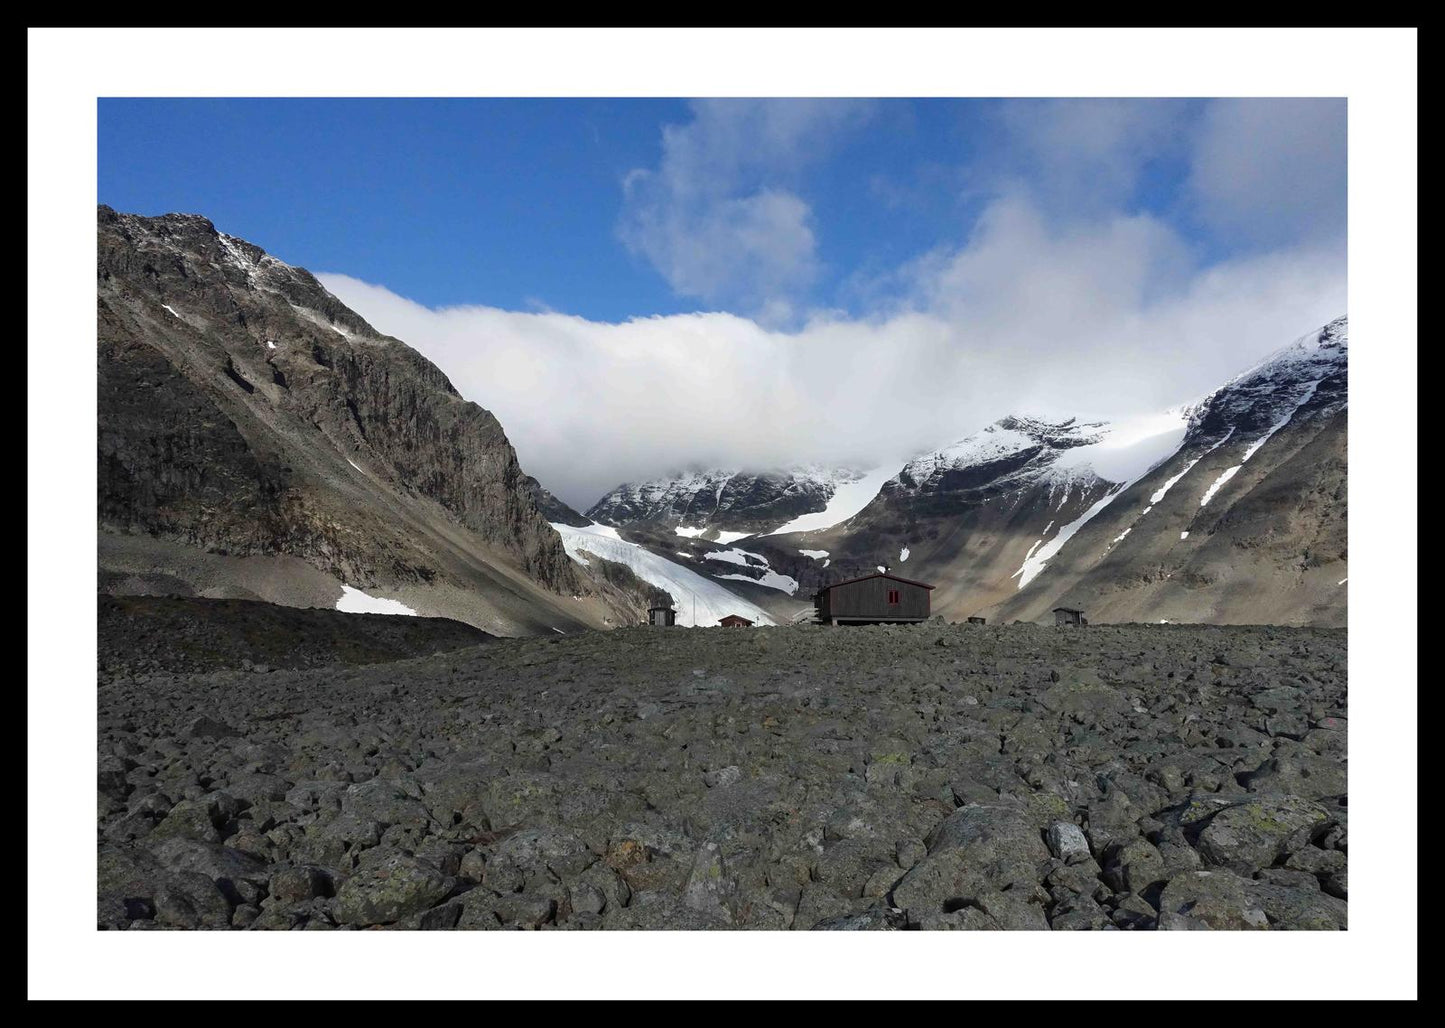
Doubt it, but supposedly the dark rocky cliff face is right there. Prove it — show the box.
[97,206,592,626]
[523,475,592,528]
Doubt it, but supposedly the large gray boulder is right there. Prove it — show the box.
[332,855,452,926]
[1195,795,1332,874]
[891,803,1050,918]
[1157,870,1346,930]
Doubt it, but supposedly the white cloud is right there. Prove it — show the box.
[313,100,1345,513]
[1188,98,1347,245]
[320,191,1344,512]
[617,99,873,321]
[991,98,1187,215]
[621,183,817,315]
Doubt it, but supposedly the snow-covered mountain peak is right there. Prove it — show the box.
[996,415,1110,449]
[1288,314,1348,356]
[1226,315,1348,389]
[895,411,1187,497]
[1187,315,1347,442]
[897,417,1088,489]
[586,464,877,534]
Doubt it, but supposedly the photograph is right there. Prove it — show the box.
[28,25,1417,1003]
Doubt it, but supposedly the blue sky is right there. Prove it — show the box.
[98,97,1323,323]
[102,98,698,319]
[102,98,1017,321]
[98,98,1347,505]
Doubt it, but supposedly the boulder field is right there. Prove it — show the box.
[97,616,1346,930]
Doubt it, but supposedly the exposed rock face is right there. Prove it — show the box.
[96,206,627,634]
[97,615,1346,930]
[523,475,592,528]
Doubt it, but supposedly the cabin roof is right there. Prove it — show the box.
[1052,606,1084,613]
[648,603,675,612]
[718,614,754,624]
[816,571,935,592]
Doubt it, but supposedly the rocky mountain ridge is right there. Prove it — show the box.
[97,206,644,634]
[587,465,874,537]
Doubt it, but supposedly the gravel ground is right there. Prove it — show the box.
[97,618,1346,930]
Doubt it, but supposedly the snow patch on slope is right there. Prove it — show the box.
[1011,411,1191,589]
[336,585,417,616]
[1149,429,1234,505]
[767,463,899,536]
[1048,410,1190,484]
[715,570,800,595]
[1199,380,1320,509]
[1097,426,1239,553]
[674,526,751,544]
[1015,485,1126,588]
[704,548,763,567]
[552,522,775,626]
[1199,466,1242,507]
[703,547,798,595]
[1244,381,1322,462]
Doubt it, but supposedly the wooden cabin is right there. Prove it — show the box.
[1053,606,1087,626]
[967,616,986,625]
[718,614,754,628]
[647,604,677,627]
[813,571,934,625]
